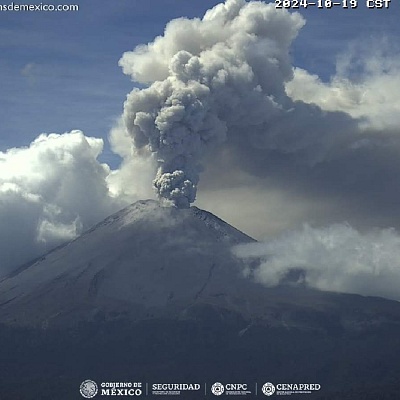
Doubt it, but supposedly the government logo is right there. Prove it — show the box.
[80,379,98,398]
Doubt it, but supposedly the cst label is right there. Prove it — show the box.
[366,0,391,7]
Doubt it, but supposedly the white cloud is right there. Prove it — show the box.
[234,224,400,301]
[0,131,128,275]
[107,119,157,203]
[21,62,40,85]
[286,39,400,130]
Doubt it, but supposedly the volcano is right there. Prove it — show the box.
[1,200,400,399]
[0,199,256,327]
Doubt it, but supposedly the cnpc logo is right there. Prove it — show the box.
[211,382,250,396]
[211,382,225,396]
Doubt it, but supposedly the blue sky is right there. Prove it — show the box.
[1,0,398,167]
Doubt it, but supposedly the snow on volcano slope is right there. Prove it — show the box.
[2,199,400,331]
[0,200,258,326]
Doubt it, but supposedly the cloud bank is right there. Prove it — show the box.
[234,224,400,301]
[286,39,400,131]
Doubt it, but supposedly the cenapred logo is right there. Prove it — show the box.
[262,382,275,396]
[80,380,98,398]
[211,382,225,396]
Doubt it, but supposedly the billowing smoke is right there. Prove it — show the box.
[119,0,307,207]
[234,224,400,301]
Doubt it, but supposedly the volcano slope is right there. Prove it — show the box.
[0,200,400,399]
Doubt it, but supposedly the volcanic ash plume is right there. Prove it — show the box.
[119,0,305,207]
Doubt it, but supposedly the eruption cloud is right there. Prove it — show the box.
[119,0,305,207]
